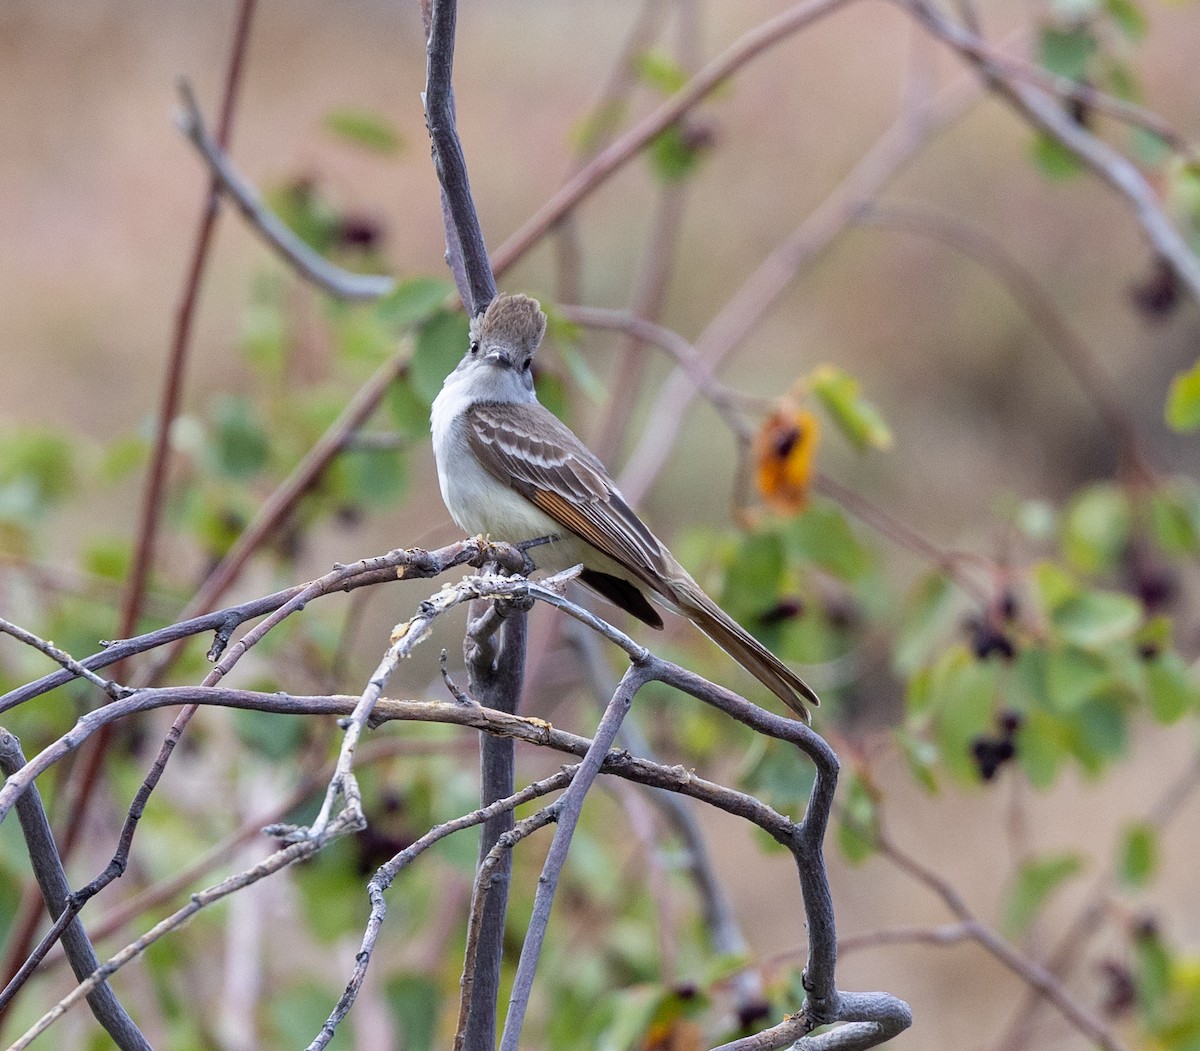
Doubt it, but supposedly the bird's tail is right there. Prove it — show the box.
[671,578,819,723]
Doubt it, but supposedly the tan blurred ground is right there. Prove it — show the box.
[3,1,1200,1048]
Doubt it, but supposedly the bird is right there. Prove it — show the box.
[430,293,818,722]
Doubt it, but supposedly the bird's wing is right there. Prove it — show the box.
[463,401,672,592]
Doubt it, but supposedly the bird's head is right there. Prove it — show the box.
[453,293,547,400]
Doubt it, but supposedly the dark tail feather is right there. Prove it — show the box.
[580,569,665,629]
[681,588,818,722]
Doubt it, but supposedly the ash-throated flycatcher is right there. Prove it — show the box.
[431,293,818,721]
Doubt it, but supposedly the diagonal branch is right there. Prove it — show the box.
[0,733,150,1050]
[174,79,396,301]
[898,0,1200,305]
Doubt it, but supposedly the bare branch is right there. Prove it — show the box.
[498,662,645,1049]
[1,0,263,999]
[490,0,856,278]
[0,618,129,701]
[875,824,1128,1051]
[617,59,982,502]
[899,0,1200,306]
[859,200,1158,480]
[174,79,396,301]
[0,732,150,1050]
[424,0,496,314]
[307,772,572,1051]
[711,991,912,1051]
[7,812,359,1051]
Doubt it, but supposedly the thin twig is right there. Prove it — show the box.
[859,201,1159,481]
[424,0,496,314]
[874,824,1128,1051]
[0,619,129,702]
[899,0,1200,305]
[310,772,572,1051]
[174,80,396,301]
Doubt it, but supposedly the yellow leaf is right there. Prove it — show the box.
[754,406,820,515]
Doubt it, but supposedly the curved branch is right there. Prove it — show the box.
[174,79,396,301]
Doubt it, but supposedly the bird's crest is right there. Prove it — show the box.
[471,293,547,354]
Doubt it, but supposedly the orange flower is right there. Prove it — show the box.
[754,405,820,514]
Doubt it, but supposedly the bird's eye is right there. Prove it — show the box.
[469,340,480,355]
[522,358,531,371]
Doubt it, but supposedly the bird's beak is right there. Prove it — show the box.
[484,349,515,369]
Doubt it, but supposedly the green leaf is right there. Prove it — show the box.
[233,708,307,761]
[553,338,607,405]
[569,98,628,156]
[1133,924,1171,1023]
[387,376,433,439]
[897,731,940,793]
[1166,359,1200,432]
[1103,0,1147,40]
[324,106,403,154]
[634,48,690,94]
[719,531,784,624]
[809,365,893,452]
[377,276,456,330]
[1145,652,1199,723]
[785,501,871,581]
[209,395,270,479]
[1149,484,1200,554]
[1004,853,1083,937]
[929,649,1002,782]
[269,981,342,1047]
[742,738,817,815]
[240,283,288,378]
[1032,560,1079,610]
[836,774,878,864]
[1051,0,1100,19]
[267,181,340,254]
[1062,483,1132,572]
[647,123,706,183]
[410,310,469,404]
[534,370,568,421]
[1101,56,1141,102]
[1038,25,1098,80]
[83,537,131,581]
[893,571,958,675]
[0,429,75,514]
[1015,499,1057,542]
[385,973,442,1051]
[345,446,407,507]
[1130,127,1172,168]
[1031,132,1084,180]
[101,435,150,482]
[1045,645,1113,712]
[1017,706,1068,788]
[333,303,393,364]
[1051,589,1143,648]
[1118,823,1158,888]
[1072,695,1128,772]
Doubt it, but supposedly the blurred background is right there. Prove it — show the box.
[2,1,1200,1048]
